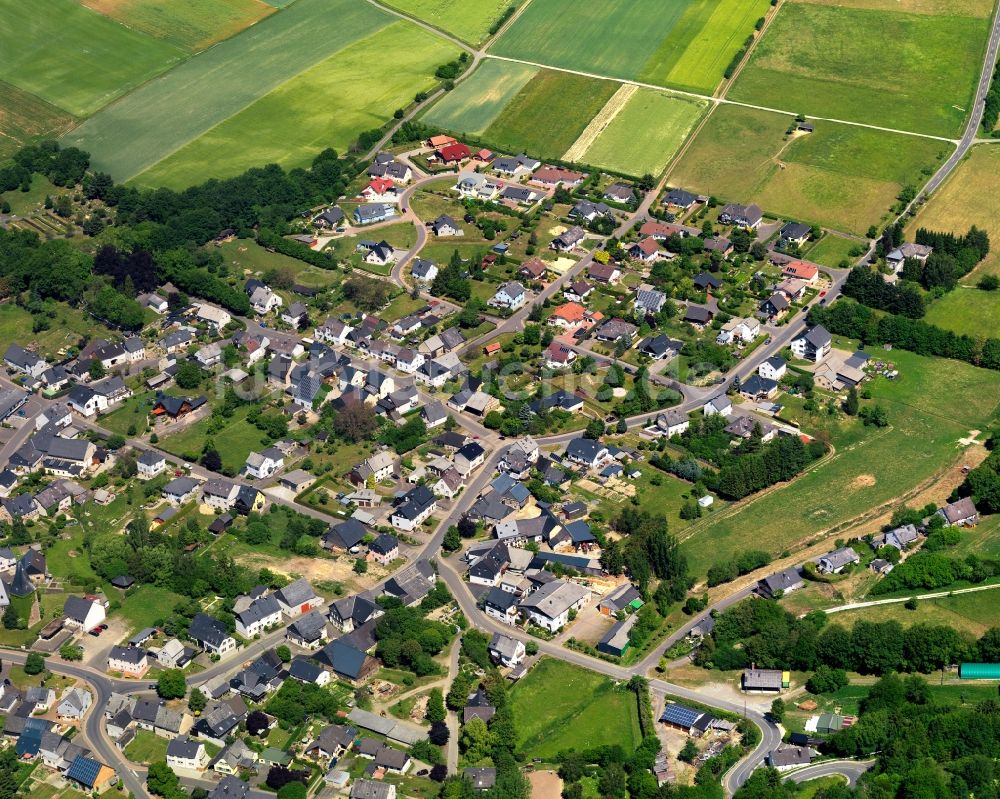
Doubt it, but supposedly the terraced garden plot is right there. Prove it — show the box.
[482,70,618,159]
[0,0,184,117]
[78,0,276,51]
[133,20,455,189]
[669,105,945,233]
[62,0,394,181]
[421,59,538,135]
[728,0,989,137]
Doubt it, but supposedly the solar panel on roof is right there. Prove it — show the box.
[67,755,102,787]
[660,703,702,727]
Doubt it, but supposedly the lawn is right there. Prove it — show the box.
[0,81,77,159]
[805,233,863,268]
[124,730,169,764]
[482,70,619,159]
[905,145,1000,281]
[679,348,1000,577]
[421,59,538,135]
[509,658,642,759]
[490,0,769,93]
[62,0,395,181]
[950,513,1000,559]
[0,0,184,117]
[158,403,267,471]
[217,238,342,290]
[134,21,455,189]
[79,0,276,51]
[829,589,1000,638]
[580,89,707,177]
[728,0,989,137]
[924,288,1000,339]
[118,584,187,631]
[380,0,512,44]
[669,105,945,234]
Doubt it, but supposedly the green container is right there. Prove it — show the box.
[959,662,1000,679]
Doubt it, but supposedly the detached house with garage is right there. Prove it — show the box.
[274,578,321,618]
[189,613,237,656]
[488,281,527,311]
[719,203,763,229]
[518,580,590,632]
[791,325,832,363]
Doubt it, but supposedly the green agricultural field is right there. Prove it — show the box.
[828,589,1000,637]
[490,0,768,93]
[0,0,184,117]
[482,70,618,159]
[510,658,642,759]
[421,59,538,136]
[924,288,1000,339]
[805,233,864,268]
[79,0,276,51]
[217,239,342,289]
[669,105,945,233]
[905,145,1000,281]
[728,1,989,137]
[380,0,511,44]
[62,0,394,181]
[133,21,454,189]
[0,81,77,159]
[581,90,707,177]
[680,348,1000,577]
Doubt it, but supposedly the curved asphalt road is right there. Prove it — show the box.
[788,760,875,787]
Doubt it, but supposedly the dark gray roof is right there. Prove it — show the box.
[189,613,231,648]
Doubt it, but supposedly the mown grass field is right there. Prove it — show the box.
[217,238,342,289]
[805,233,863,268]
[158,403,266,472]
[421,59,538,135]
[679,348,1000,577]
[135,20,454,188]
[669,105,944,233]
[78,0,276,51]
[580,90,707,177]
[829,589,1000,637]
[951,514,1000,558]
[796,0,994,15]
[0,0,184,117]
[728,0,988,137]
[482,70,618,159]
[510,658,642,759]
[905,145,1000,280]
[924,288,1000,338]
[490,0,769,93]
[62,0,394,181]
[0,81,77,159]
[381,0,511,44]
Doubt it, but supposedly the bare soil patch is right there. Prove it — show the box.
[527,770,562,799]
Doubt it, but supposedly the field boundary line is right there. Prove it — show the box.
[716,0,785,98]
[362,0,474,52]
[561,83,637,162]
[482,54,960,144]
[826,581,1000,613]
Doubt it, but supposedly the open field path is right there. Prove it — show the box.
[825,581,1000,614]
[562,84,637,162]
[715,0,785,97]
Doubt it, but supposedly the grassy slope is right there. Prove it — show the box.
[905,145,1000,280]
[680,349,1000,576]
[669,105,944,233]
[490,0,689,85]
[0,81,77,159]
[421,59,538,136]
[483,70,618,159]
[135,20,455,189]
[78,0,276,51]
[510,658,642,758]
[216,238,342,288]
[642,0,772,93]
[829,589,1000,637]
[924,288,1000,338]
[0,0,184,117]
[582,90,707,176]
[728,1,987,137]
[62,0,392,181]
[379,0,511,44]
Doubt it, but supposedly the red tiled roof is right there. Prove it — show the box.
[782,261,819,280]
[438,143,471,162]
[532,166,585,184]
[551,302,586,323]
[429,135,457,148]
[519,258,547,278]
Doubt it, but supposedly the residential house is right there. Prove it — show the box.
[4,345,47,378]
[604,183,635,203]
[781,261,819,284]
[306,724,357,761]
[565,437,609,470]
[767,746,815,771]
[410,258,438,283]
[137,450,166,480]
[588,261,621,283]
[455,441,486,475]
[488,281,527,311]
[703,395,732,417]
[436,142,471,164]
[454,172,500,200]
[683,305,714,328]
[312,207,345,230]
[551,226,586,252]
[629,237,662,262]
[368,534,399,566]
[391,486,437,531]
[383,560,436,606]
[594,317,637,343]
[703,236,733,256]
[274,578,321,617]
[716,317,760,345]
[329,595,383,633]
[163,476,200,505]
[738,375,779,400]
[791,325,832,363]
[368,154,412,183]
[351,780,396,799]
[655,410,689,438]
[779,222,811,246]
[937,497,978,527]
[234,594,282,638]
[639,334,682,361]
[167,736,209,774]
[189,613,237,656]
[665,188,698,209]
[725,414,777,441]
[243,447,284,480]
[488,633,525,667]
[570,200,612,222]
[201,479,239,512]
[564,280,593,302]
[518,580,590,632]
[491,153,539,176]
[757,567,805,598]
[63,595,106,630]
[531,166,585,187]
[64,755,117,793]
[758,356,787,381]
[465,768,497,791]
[719,203,762,229]
[635,287,667,314]
[280,302,307,328]
[195,304,232,330]
[500,185,541,205]
[886,242,932,274]
[108,645,148,677]
[430,214,462,237]
[350,450,396,486]
[286,610,329,649]
[353,203,395,225]
[742,668,786,693]
[360,178,397,203]
[759,292,790,320]
[543,341,576,369]
[817,547,860,574]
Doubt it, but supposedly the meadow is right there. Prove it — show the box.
[134,21,454,188]
[217,239,342,289]
[905,145,1000,280]
[0,0,184,117]
[0,82,77,159]
[490,0,769,93]
[62,0,394,181]
[669,105,945,233]
[482,70,619,159]
[580,89,708,177]
[158,403,266,472]
[828,589,1000,637]
[509,658,642,759]
[380,0,512,44]
[805,233,863,268]
[420,59,538,136]
[679,348,1000,577]
[728,1,989,137]
[78,0,275,51]
[924,288,1000,338]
